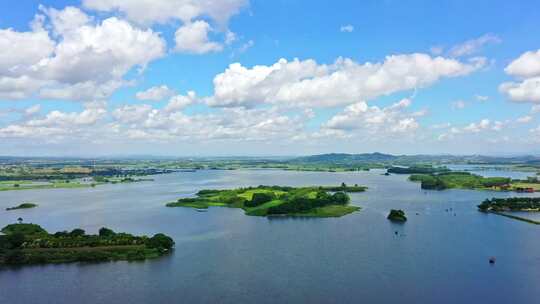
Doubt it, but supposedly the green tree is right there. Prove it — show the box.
[98,227,115,237]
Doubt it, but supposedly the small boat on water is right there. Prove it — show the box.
[195,208,208,212]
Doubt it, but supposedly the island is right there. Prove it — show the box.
[0,223,174,266]
[478,197,540,224]
[409,172,513,191]
[6,203,38,211]
[166,184,366,217]
[387,209,407,222]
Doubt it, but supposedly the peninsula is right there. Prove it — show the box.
[478,197,540,225]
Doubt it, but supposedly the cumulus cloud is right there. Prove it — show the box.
[207,54,484,108]
[136,85,176,101]
[500,77,540,103]
[0,7,166,102]
[504,49,540,79]
[174,21,223,54]
[323,98,421,135]
[500,49,540,103]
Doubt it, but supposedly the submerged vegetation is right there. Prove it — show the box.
[5,203,38,211]
[0,223,174,266]
[387,209,407,222]
[166,184,365,217]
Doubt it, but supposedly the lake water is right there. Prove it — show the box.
[0,169,539,304]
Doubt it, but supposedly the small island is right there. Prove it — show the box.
[387,209,407,222]
[478,197,540,224]
[166,184,366,218]
[6,203,38,211]
[0,223,174,266]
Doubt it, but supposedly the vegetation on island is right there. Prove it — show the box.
[387,166,450,175]
[387,209,407,222]
[409,172,512,190]
[5,203,38,211]
[477,197,540,225]
[409,172,540,192]
[478,197,540,212]
[166,184,365,217]
[0,223,174,266]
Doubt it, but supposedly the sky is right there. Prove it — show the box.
[0,0,539,157]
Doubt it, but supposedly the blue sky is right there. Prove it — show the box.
[0,0,539,156]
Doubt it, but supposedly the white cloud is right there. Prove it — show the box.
[340,25,354,33]
[136,85,176,101]
[500,49,540,104]
[323,98,420,135]
[238,40,254,53]
[174,20,223,54]
[0,7,166,102]
[207,54,484,108]
[451,100,466,110]
[504,49,540,78]
[164,91,197,112]
[499,77,540,103]
[532,105,540,114]
[83,0,248,26]
[449,34,501,58]
[516,115,533,123]
[475,94,489,102]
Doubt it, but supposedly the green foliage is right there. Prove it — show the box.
[69,228,86,237]
[0,223,174,266]
[245,192,276,207]
[388,166,449,174]
[98,227,116,237]
[478,197,540,212]
[167,185,362,218]
[387,209,407,222]
[5,203,37,211]
[1,223,47,236]
[146,234,175,251]
[410,173,511,190]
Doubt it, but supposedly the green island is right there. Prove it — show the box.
[478,197,540,225]
[408,172,539,192]
[387,165,450,175]
[166,184,366,217]
[6,203,38,211]
[0,223,174,266]
[387,209,407,222]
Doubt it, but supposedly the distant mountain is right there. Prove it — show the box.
[290,153,540,165]
[291,153,397,164]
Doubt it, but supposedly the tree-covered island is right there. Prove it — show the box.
[6,203,38,211]
[0,223,174,266]
[477,197,540,225]
[387,209,407,222]
[406,171,540,192]
[166,184,366,217]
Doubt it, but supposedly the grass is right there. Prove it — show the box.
[286,205,361,217]
[510,182,540,191]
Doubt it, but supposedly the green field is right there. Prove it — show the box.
[166,185,364,218]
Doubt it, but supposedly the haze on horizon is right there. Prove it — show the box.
[1,0,539,156]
